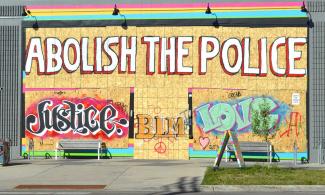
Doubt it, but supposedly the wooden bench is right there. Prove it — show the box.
[55,140,102,160]
[226,141,272,163]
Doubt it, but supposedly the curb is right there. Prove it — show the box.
[200,185,325,192]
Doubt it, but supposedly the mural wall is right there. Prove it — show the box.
[193,90,306,153]
[24,89,130,153]
[24,26,307,160]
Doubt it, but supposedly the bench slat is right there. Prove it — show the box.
[58,140,101,150]
[55,140,103,160]
[227,142,271,152]
[58,148,99,150]
[228,146,269,150]
[60,143,99,145]
[227,142,270,146]
[59,144,100,146]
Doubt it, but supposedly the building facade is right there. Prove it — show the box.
[0,0,324,162]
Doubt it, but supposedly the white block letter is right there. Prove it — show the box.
[94,37,102,73]
[120,36,137,73]
[142,36,159,75]
[63,38,80,73]
[103,37,119,73]
[258,38,268,76]
[160,37,176,74]
[81,37,93,73]
[199,36,219,75]
[270,37,286,76]
[242,37,259,76]
[177,36,193,74]
[25,38,45,75]
[220,38,242,75]
[287,37,307,77]
[46,38,62,74]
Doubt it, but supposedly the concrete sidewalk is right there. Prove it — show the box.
[0,158,211,193]
[1,158,325,193]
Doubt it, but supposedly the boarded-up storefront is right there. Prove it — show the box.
[22,3,308,160]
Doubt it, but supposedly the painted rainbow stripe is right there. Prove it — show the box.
[189,147,307,160]
[24,2,307,21]
[21,147,307,160]
[21,144,135,157]
[26,2,303,9]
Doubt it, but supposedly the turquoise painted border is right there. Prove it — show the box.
[21,146,134,157]
[189,148,308,160]
[22,146,307,160]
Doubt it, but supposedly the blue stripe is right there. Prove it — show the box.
[24,10,307,21]
[109,147,134,156]
[22,146,26,153]
[21,147,134,157]
[189,148,308,159]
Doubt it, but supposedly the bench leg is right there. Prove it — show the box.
[270,145,272,164]
[55,142,59,160]
[225,147,228,163]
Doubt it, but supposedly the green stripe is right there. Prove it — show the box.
[23,151,133,157]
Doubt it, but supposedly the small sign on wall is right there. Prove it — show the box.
[292,93,300,105]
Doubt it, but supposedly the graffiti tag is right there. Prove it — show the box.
[135,114,187,139]
[195,96,289,135]
[25,98,129,139]
[228,91,241,99]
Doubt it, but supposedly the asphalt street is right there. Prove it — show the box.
[0,191,325,195]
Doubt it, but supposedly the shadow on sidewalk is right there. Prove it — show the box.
[4,162,32,166]
[150,176,201,195]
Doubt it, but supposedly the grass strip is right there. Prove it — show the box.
[202,165,325,185]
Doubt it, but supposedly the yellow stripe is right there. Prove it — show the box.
[128,139,134,144]
[22,138,27,145]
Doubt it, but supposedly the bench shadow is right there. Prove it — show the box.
[149,176,201,195]
[62,147,112,159]
[3,162,32,166]
[228,151,281,162]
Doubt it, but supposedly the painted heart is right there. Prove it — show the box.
[199,136,210,150]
